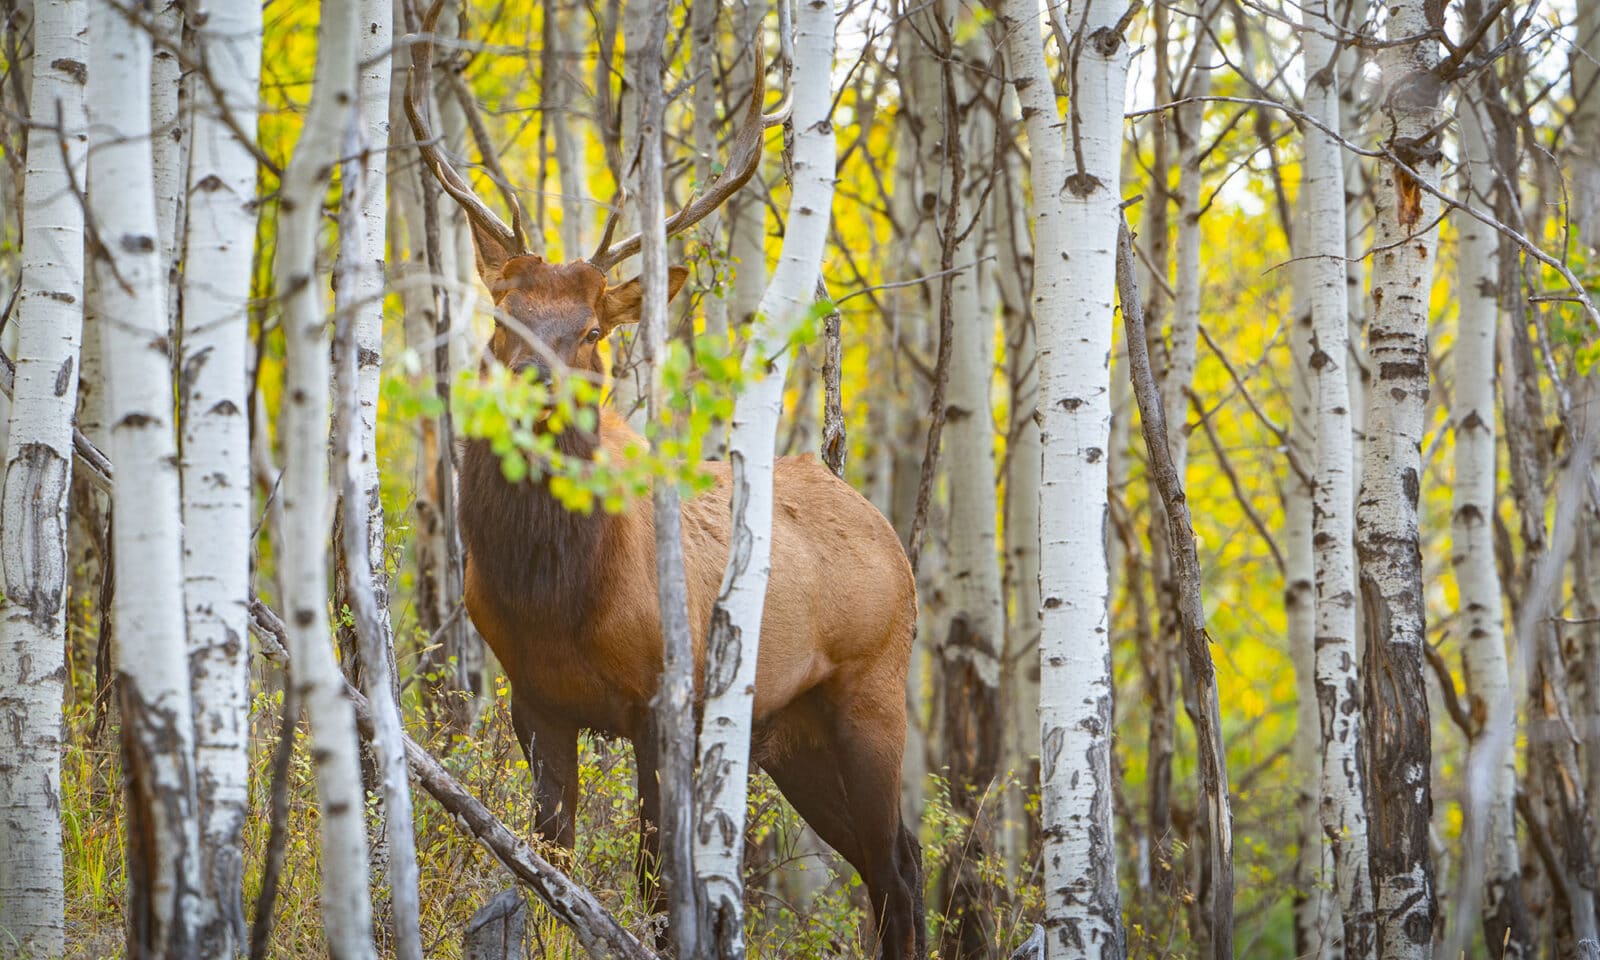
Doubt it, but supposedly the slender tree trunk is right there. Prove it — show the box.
[1441,35,1530,957]
[151,0,186,336]
[937,14,1003,955]
[690,0,729,456]
[997,131,1040,887]
[1569,0,1600,249]
[547,0,587,260]
[327,3,422,954]
[273,1,377,953]
[1357,5,1439,953]
[610,0,652,427]
[334,118,423,960]
[88,0,205,951]
[1286,223,1339,958]
[632,4,701,954]
[694,12,832,952]
[1301,2,1374,954]
[1116,217,1234,960]
[0,3,85,951]
[1000,2,1128,954]
[179,0,262,951]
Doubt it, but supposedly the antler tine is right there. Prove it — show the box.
[588,34,775,274]
[405,0,525,256]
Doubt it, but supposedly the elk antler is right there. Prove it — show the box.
[405,0,528,257]
[587,35,790,274]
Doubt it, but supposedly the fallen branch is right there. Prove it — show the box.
[247,601,655,960]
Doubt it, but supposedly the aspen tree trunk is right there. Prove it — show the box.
[1301,2,1373,954]
[1338,0,1369,499]
[937,13,1003,955]
[179,0,261,951]
[1287,234,1337,958]
[88,1,204,951]
[1165,6,1217,939]
[151,0,185,334]
[694,9,832,952]
[334,120,423,960]
[352,0,393,658]
[632,5,701,954]
[330,3,422,954]
[1570,0,1600,249]
[690,0,729,455]
[1357,4,1439,953]
[1000,2,1127,954]
[610,0,652,427]
[728,0,767,336]
[0,2,84,951]
[546,0,587,259]
[996,130,1041,888]
[387,0,447,671]
[1444,44,1530,958]
[273,2,377,954]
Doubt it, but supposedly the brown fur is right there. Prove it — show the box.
[456,236,926,959]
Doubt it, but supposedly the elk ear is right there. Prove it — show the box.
[599,266,690,329]
[470,219,515,284]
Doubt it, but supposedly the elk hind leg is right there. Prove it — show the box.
[765,698,924,960]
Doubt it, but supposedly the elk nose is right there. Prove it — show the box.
[512,358,552,387]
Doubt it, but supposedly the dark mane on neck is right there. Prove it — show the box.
[458,424,606,639]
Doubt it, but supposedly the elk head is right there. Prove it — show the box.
[404,0,787,400]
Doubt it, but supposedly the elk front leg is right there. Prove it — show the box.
[510,697,578,849]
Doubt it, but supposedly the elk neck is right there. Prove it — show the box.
[458,418,608,639]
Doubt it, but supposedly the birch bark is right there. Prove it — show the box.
[1286,229,1338,958]
[999,2,1127,954]
[1444,48,1530,958]
[1357,4,1440,953]
[88,0,204,950]
[694,6,831,952]
[0,2,85,952]
[179,0,261,951]
[151,0,185,335]
[273,1,377,953]
[1301,1,1373,954]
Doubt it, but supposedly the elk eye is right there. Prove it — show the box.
[583,327,602,343]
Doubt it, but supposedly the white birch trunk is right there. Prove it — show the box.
[693,3,834,941]
[1164,0,1211,452]
[1357,3,1439,954]
[691,0,728,455]
[151,0,185,335]
[179,0,261,951]
[0,3,85,951]
[355,0,392,619]
[1338,0,1369,502]
[88,0,204,950]
[1287,218,1339,958]
[336,39,423,949]
[1443,56,1529,959]
[274,2,377,954]
[1000,2,1127,954]
[1302,2,1374,955]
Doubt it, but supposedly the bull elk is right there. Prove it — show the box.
[405,6,926,958]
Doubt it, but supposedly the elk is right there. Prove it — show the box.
[405,7,925,958]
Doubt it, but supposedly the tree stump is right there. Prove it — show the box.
[464,888,527,960]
